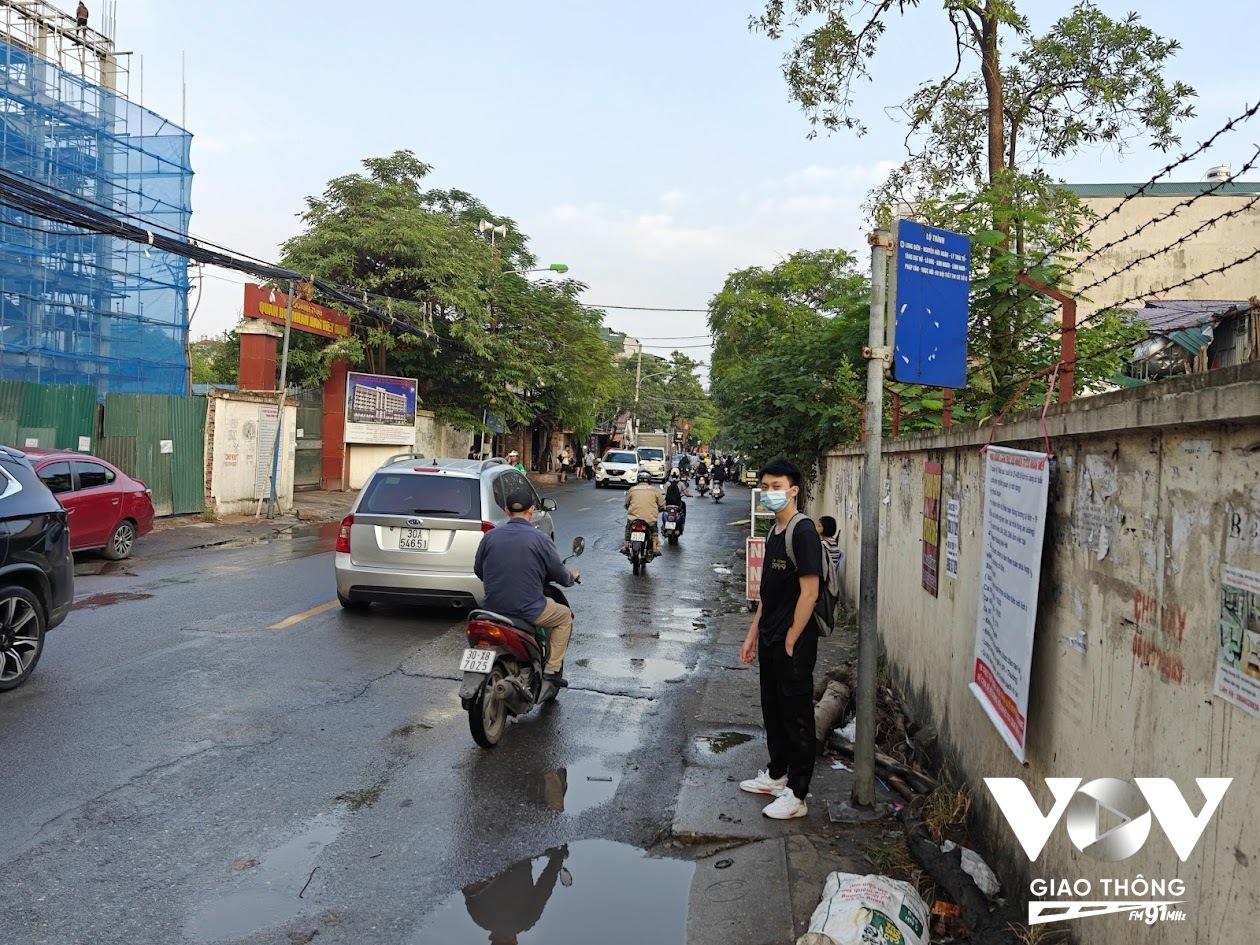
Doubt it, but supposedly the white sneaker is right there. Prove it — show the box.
[739,770,788,796]
[762,788,808,819]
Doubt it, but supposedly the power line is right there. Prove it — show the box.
[589,303,708,312]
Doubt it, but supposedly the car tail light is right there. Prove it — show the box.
[336,514,353,553]
[480,521,496,534]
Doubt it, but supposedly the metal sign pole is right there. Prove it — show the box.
[853,230,892,809]
[266,282,295,520]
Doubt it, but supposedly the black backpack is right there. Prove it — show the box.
[781,512,838,637]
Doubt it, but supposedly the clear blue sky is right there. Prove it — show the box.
[110,0,1259,359]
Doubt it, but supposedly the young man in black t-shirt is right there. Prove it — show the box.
[738,458,824,819]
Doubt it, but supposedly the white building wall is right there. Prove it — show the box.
[206,391,297,516]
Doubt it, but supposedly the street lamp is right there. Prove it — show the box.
[501,264,570,276]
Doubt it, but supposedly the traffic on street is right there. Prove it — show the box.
[0,476,750,944]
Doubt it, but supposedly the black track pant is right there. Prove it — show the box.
[759,630,818,798]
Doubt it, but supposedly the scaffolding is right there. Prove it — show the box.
[0,0,193,396]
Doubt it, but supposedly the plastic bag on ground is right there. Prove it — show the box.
[797,872,930,945]
[940,840,1000,898]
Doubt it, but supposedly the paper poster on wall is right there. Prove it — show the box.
[78,436,91,452]
[344,372,418,446]
[945,497,961,580]
[23,438,38,448]
[922,461,943,595]
[1215,564,1260,718]
[160,440,174,454]
[969,447,1051,762]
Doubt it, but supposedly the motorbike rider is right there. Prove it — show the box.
[622,470,665,557]
[694,457,709,487]
[473,487,579,700]
[661,468,690,533]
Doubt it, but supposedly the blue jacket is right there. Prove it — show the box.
[473,519,573,622]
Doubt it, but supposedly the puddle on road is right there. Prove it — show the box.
[411,839,693,945]
[184,810,346,943]
[578,657,689,685]
[530,764,620,815]
[712,565,732,576]
[74,591,153,609]
[695,731,755,754]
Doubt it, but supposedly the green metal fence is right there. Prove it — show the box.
[0,379,99,452]
[99,393,208,517]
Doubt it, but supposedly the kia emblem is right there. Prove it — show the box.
[407,518,423,526]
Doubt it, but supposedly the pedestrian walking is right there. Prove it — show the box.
[584,447,595,481]
[558,448,570,484]
[738,459,823,819]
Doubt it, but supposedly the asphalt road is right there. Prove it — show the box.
[0,481,751,945]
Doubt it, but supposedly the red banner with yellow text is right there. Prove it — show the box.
[244,283,351,340]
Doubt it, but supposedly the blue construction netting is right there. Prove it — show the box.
[0,38,193,396]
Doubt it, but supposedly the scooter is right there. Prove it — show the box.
[711,478,725,502]
[663,505,685,545]
[627,519,653,575]
[695,473,709,497]
[459,537,585,748]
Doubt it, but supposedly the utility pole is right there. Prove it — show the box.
[632,346,643,446]
[265,281,295,519]
[853,230,892,809]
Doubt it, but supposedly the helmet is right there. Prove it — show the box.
[669,468,680,479]
[637,470,652,482]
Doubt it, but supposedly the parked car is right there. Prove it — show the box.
[635,446,668,482]
[25,449,155,559]
[0,446,74,691]
[334,455,558,611]
[594,450,640,489]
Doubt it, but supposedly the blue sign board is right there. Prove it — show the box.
[891,220,971,388]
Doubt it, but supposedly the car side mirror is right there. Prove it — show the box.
[571,537,585,557]
[541,498,558,512]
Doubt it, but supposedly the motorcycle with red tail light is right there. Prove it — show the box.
[627,519,653,575]
[459,537,584,748]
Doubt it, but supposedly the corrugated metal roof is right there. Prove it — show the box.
[1134,300,1251,331]
[1167,327,1213,354]
[1067,182,1260,197]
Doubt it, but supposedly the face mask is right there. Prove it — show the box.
[760,490,790,512]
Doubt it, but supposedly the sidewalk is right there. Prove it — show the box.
[139,491,354,559]
[678,553,899,945]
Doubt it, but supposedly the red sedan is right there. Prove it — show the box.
[24,449,155,559]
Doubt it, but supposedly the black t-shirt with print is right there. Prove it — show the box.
[758,517,824,646]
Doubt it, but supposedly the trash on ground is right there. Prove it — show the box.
[838,718,857,741]
[940,840,1000,898]
[831,759,852,771]
[797,872,929,945]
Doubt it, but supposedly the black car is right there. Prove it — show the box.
[0,445,73,690]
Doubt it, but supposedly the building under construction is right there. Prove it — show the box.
[0,1,193,395]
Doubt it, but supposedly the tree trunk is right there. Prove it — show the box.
[980,3,1006,194]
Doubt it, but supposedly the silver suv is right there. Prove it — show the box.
[334,455,557,611]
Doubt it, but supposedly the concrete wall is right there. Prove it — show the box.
[205,391,297,516]
[345,410,472,490]
[817,363,1260,945]
[1072,193,1260,321]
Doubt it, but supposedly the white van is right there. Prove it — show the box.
[635,446,667,482]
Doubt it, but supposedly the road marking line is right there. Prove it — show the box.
[270,601,338,629]
[576,507,592,512]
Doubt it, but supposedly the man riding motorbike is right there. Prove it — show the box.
[473,487,580,701]
[660,468,689,534]
[622,470,665,557]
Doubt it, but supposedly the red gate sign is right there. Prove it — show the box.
[746,537,766,602]
[244,283,352,339]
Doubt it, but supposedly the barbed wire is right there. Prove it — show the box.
[1071,190,1260,300]
[1038,100,1260,265]
[1074,244,1260,332]
[1060,143,1260,284]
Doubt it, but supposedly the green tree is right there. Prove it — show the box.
[277,152,618,432]
[708,250,869,475]
[754,2,1192,412]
